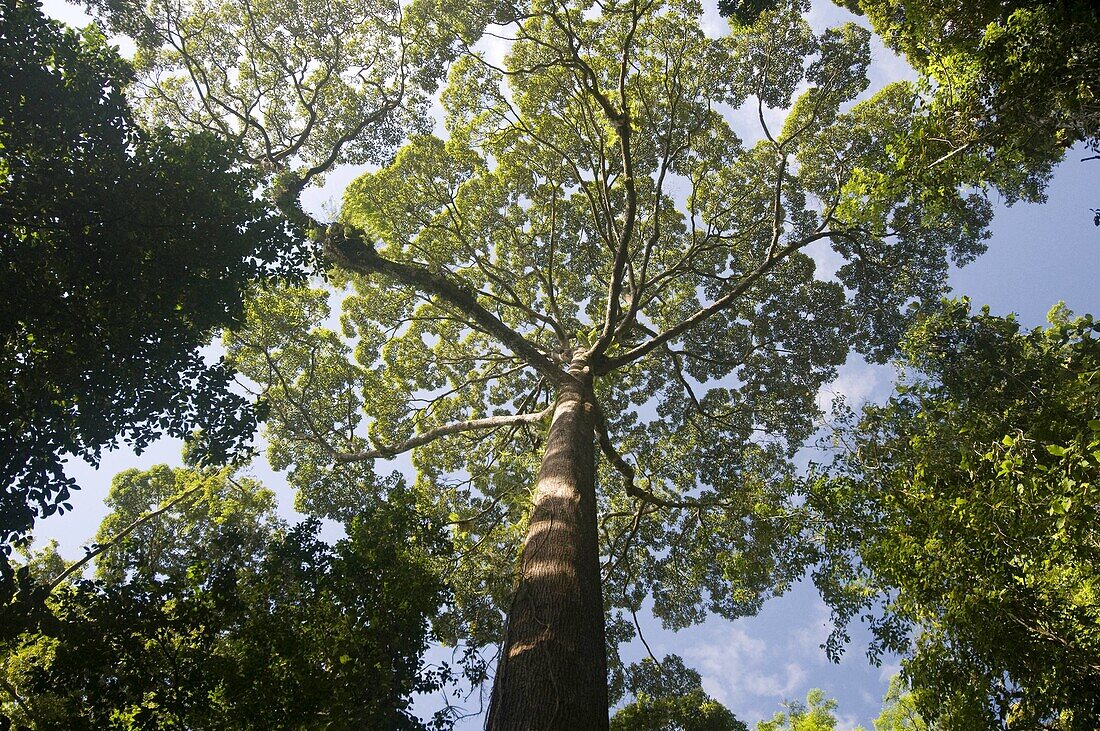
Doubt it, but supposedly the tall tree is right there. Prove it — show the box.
[0,0,305,556]
[812,300,1100,728]
[219,1,993,725]
[0,466,453,729]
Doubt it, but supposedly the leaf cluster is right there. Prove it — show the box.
[0,0,306,552]
[0,466,453,730]
[840,0,1100,212]
[812,299,1100,728]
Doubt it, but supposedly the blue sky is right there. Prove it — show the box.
[33,0,1100,726]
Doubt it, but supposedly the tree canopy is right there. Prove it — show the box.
[813,299,1100,728]
[831,0,1100,219]
[213,0,994,722]
[610,655,747,731]
[0,466,452,729]
[0,0,305,554]
[756,688,860,731]
[93,0,504,214]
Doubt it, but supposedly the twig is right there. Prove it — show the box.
[0,676,32,720]
[334,407,553,462]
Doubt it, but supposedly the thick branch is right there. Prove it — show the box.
[597,230,851,373]
[0,677,31,721]
[767,153,789,261]
[590,90,636,355]
[541,6,640,358]
[334,407,553,462]
[594,405,636,487]
[592,401,704,511]
[324,224,563,381]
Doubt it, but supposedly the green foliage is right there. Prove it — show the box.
[0,467,451,730]
[838,0,1100,212]
[611,655,747,731]
[717,0,782,25]
[813,299,1100,728]
[872,675,929,731]
[756,689,862,731]
[120,0,416,171]
[224,286,399,524]
[91,465,282,586]
[92,0,505,205]
[0,0,304,551]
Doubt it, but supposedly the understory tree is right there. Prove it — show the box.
[872,676,929,731]
[0,466,451,729]
[756,689,856,731]
[813,300,1100,728]
[610,655,747,731]
[0,0,305,557]
[215,1,994,725]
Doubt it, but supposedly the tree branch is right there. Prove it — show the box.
[334,407,554,462]
[767,153,789,261]
[324,224,564,382]
[596,230,852,373]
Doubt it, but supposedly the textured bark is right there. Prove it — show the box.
[486,361,609,730]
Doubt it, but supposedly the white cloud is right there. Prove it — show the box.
[792,599,834,657]
[689,626,767,674]
[837,712,868,731]
[684,625,808,713]
[743,662,808,698]
[816,356,892,413]
[473,28,513,70]
[699,0,729,38]
[806,237,847,284]
[878,661,902,684]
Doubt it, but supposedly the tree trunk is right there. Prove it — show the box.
[486,361,608,730]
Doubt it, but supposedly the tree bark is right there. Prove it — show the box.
[486,360,608,730]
